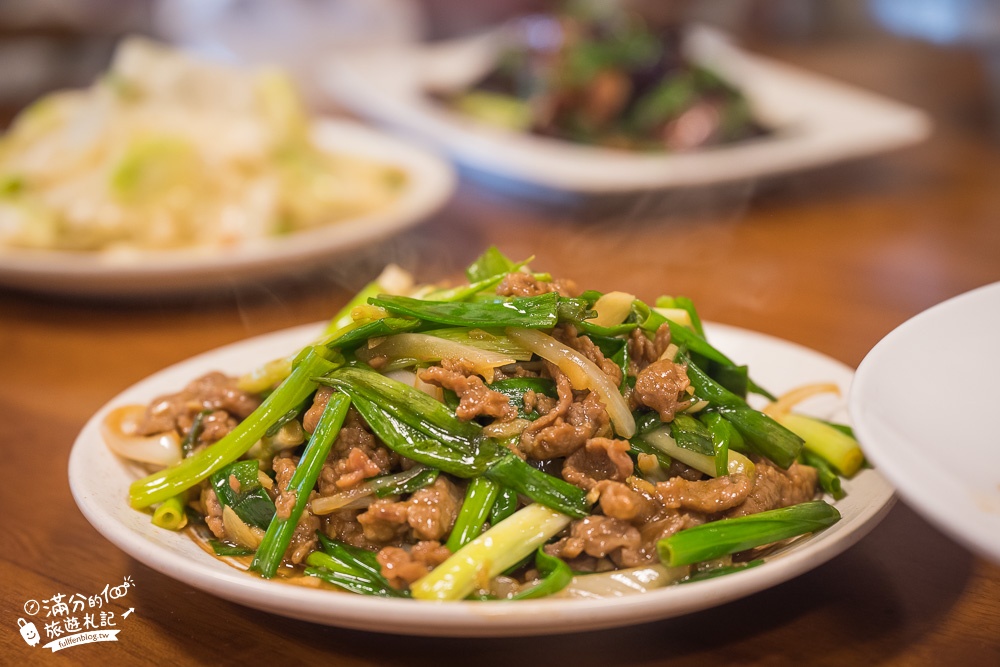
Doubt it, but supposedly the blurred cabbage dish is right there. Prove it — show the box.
[0,38,406,252]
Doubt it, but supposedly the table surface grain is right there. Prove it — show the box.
[3,33,1000,667]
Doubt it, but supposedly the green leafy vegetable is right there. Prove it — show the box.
[370,292,564,329]
[305,539,408,599]
[669,413,715,456]
[208,540,256,557]
[446,477,500,551]
[466,246,518,283]
[680,559,764,583]
[510,547,573,600]
[129,347,339,509]
[684,359,803,469]
[488,377,556,419]
[210,460,275,530]
[251,392,351,578]
[658,500,841,567]
[411,503,572,601]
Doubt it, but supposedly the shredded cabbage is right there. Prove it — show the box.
[0,38,405,252]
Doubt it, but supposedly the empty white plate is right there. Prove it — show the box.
[850,282,1000,564]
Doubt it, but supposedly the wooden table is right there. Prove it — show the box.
[3,33,999,666]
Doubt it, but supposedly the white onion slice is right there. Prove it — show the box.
[101,405,182,468]
[222,506,264,549]
[555,564,689,599]
[310,485,376,515]
[357,333,516,383]
[384,369,445,401]
[763,382,841,420]
[641,426,755,478]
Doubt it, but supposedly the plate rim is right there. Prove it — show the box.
[69,321,895,636]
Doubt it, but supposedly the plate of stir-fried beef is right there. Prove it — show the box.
[70,249,894,635]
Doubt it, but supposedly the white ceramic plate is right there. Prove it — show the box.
[321,26,930,198]
[850,282,1000,564]
[70,322,893,637]
[0,119,455,297]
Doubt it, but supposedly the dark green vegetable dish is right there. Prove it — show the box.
[437,3,765,151]
[104,248,863,600]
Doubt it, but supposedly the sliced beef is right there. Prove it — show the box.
[318,409,397,495]
[139,371,260,443]
[593,480,660,523]
[332,448,384,490]
[270,453,319,563]
[726,460,818,517]
[285,505,319,565]
[544,516,642,567]
[666,459,708,481]
[496,272,555,297]
[377,541,452,589]
[419,361,516,421]
[629,511,708,564]
[627,323,673,375]
[272,453,299,521]
[562,437,633,490]
[406,476,463,541]
[496,273,579,298]
[492,363,542,381]
[355,476,462,544]
[519,365,610,459]
[302,386,334,434]
[201,486,226,540]
[522,389,556,416]
[655,473,754,514]
[631,358,692,421]
[323,507,384,550]
[553,324,623,387]
[356,498,411,544]
[197,410,240,445]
